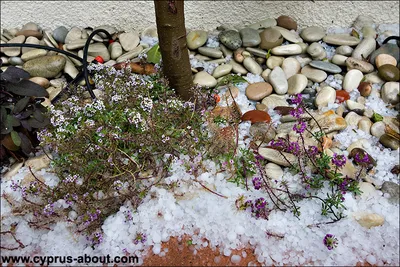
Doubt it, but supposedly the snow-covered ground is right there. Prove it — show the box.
[1,78,399,266]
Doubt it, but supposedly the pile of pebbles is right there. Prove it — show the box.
[1,14,399,193]
[1,22,158,104]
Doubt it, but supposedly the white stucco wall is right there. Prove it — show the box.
[1,1,399,32]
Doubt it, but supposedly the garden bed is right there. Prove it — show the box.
[1,13,399,267]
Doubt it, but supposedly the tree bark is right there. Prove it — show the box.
[154,0,193,100]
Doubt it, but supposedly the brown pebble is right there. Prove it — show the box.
[391,165,400,175]
[256,103,268,111]
[233,48,245,63]
[273,106,294,115]
[276,15,298,31]
[241,110,271,124]
[245,82,273,101]
[357,82,372,97]
[378,64,400,82]
[29,77,50,88]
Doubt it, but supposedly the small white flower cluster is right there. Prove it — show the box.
[161,134,170,143]
[87,144,101,152]
[36,128,53,143]
[183,101,195,111]
[166,99,185,111]
[139,96,153,112]
[85,119,95,128]
[186,125,196,137]
[126,109,148,131]
[113,180,124,190]
[83,100,105,117]
[87,62,108,72]
[48,104,78,140]
[111,94,123,103]
[50,108,68,127]
[60,96,81,114]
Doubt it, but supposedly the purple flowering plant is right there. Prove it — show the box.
[247,94,361,223]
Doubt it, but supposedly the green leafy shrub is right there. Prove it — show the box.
[0,59,49,165]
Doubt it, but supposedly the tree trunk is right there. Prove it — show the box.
[154,0,193,100]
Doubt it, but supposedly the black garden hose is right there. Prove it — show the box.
[382,35,400,45]
[0,29,113,101]
[82,29,113,99]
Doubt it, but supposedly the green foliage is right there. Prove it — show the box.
[312,130,325,142]
[0,61,50,164]
[146,44,162,64]
[219,148,256,187]
[213,115,227,125]
[215,74,247,90]
[210,74,247,97]
[371,112,383,123]
[265,49,272,59]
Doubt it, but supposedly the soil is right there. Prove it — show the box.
[142,236,260,267]
[141,235,375,266]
